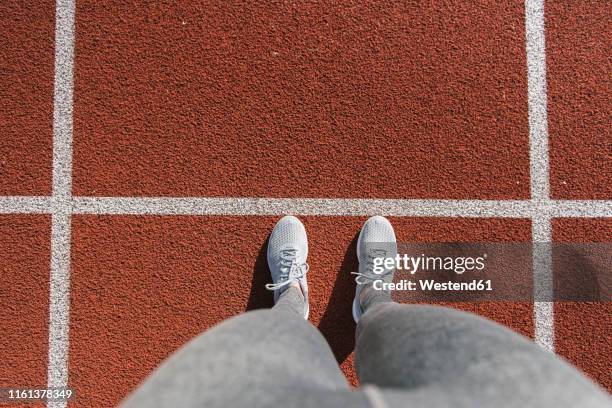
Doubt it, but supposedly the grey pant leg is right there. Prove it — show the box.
[356,298,611,408]
[121,287,368,408]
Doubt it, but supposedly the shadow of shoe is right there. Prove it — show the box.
[246,236,274,311]
[317,232,359,364]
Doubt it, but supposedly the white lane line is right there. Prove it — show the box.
[526,0,550,200]
[525,0,554,352]
[51,3,75,203]
[0,196,609,217]
[48,0,75,407]
[71,197,535,217]
[532,215,555,352]
[48,213,72,402]
[0,197,52,213]
[547,200,612,218]
[71,197,612,217]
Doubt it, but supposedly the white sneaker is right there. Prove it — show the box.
[352,216,397,323]
[265,215,310,319]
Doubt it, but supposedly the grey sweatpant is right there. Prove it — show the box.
[122,287,610,408]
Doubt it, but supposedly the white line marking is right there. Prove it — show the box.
[48,0,75,407]
[0,197,52,213]
[72,197,534,217]
[0,196,610,217]
[69,197,612,218]
[48,213,72,403]
[547,200,612,218]
[532,215,554,352]
[525,0,554,352]
[526,0,550,201]
[51,3,75,202]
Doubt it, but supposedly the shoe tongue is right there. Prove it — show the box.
[281,245,304,261]
[365,242,395,257]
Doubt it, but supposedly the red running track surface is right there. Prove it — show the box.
[0,1,609,407]
[71,1,531,199]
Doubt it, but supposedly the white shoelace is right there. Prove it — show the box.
[265,249,309,291]
[351,248,392,285]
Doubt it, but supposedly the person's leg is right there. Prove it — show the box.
[122,216,369,408]
[351,216,610,407]
[121,286,364,408]
[356,300,610,407]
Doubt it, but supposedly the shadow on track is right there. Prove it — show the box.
[317,232,359,364]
